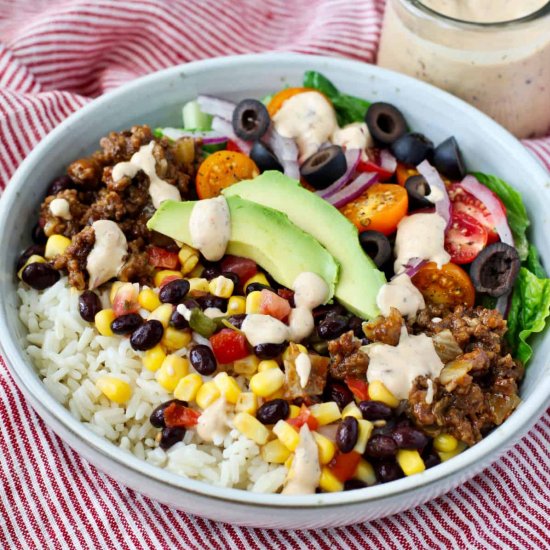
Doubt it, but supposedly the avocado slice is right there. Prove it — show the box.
[147,195,339,299]
[224,171,386,319]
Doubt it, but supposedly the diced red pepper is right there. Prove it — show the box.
[225,140,242,153]
[277,288,295,303]
[259,289,291,321]
[210,328,249,364]
[357,159,393,181]
[287,404,319,432]
[328,451,362,482]
[345,377,370,401]
[112,283,140,317]
[164,402,201,428]
[148,246,180,270]
[220,255,257,292]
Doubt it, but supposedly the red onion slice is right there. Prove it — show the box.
[380,149,397,174]
[160,128,228,144]
[265,126,300,180]
[316,148,361,199]
[326,172,378,208]
[211,116,251,154]
[460,175,514,246]
[417,160,451,227]
[401,257,426,278]
[196,95,236,121]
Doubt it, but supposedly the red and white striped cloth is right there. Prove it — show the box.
[0,1,549,548]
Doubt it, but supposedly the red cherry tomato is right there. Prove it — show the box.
[210,329,249,364]
[444,210,488,264]
[112,283,139,317]
[345,377,370,401]
[357,148,394,181]
[328,451,362,482]
[163,402,201,428]
[448,184,500,244]
[259,289,291,321]
[225,140,242,153]
[220,255,258,291]
[287,405,320,432]
[148,246,180,270]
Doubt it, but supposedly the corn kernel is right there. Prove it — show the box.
[319,467,344,493]
[396,449,425,476]
[213,372,241,404]
[341,401,363,420]
[235,392,257,415]
[289,405,301,419]
[17,254,46,279]
[196,380,221,410]
[227,295,246,315]
[312,432,336,465]
[188,264,204,278]
[355,459,376,486]
[309,402,341,426]
[178,244,199,275]
[109,281,124,304]
[154,270,182,288]
[188,277,210,294]
[138,288,161,311]
[249,368,285,397]
[156,354,189,392]
[438,441,467,462]
[243,273,270,291]
[368,380,399,408]
[353,419,374,454]
[148,303,173,328]
[174,373,203,402]
[143,345,166,372]
[433,433,458,453]
[44,234,71,259]
[209,275,234,299]
[261,439,291,464]
[233,355,260,376]
[257,359,279,372]
[284,454,294,470]
[233,412,270,445]
[245,291,262,314]
[162,327,192,351]
[96,376,132,404]
[95,309,116,337]
[265,388,284,400]
[273,420,300,451]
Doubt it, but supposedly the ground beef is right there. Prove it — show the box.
[40,189,90,238]
[118,239,155,285]
[363,307,404,346]
[52,226,95,290]
[328,331,369,380]
[283,343,328,400]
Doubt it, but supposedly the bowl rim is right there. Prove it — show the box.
[1,52,549,509]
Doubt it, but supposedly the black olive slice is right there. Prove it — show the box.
[232,99,271,141]
[359,230,392,268]
[300,145,347,189]
[365,102,407,145]
[470,242,520,297]
[391,132,434,165]
[249,141,283,173]
[405,175,433,210]
[433,137,466,180]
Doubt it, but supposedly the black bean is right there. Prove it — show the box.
[358,401,393,421]
[253,342,286,360]
[21,262,60,290]
[31,223,47,245]
[201,266,221,280]
[317,315,349,340]
[312,303,345,325]
[245,282,270,294]
[189,345,217,375]
[182,298,201,310]
[392,426,429,450]
[336,416,359,453]
[372,418,397,437]
[16,244,46,271]
[347,316,364,338]
[226,314,246,329]
[150,399,189,428]
[111,313,143,335]
[344,479,367,491]
[47,175,73,196]
[170,309,189,330]
[78,290,102,322]
[365,435,397,458]
[198,294,227,311]
[374,461,403,483]
[256,399,290,425]
[423,451,441,469]
[159,279,190,304]
[130,320,164,351]
[221,271,240,288]
[159,426,186,449]
[324,382,354,410]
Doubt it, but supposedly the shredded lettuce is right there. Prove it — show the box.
[303,71,370,127]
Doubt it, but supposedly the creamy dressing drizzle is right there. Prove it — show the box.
[196,397,229,444]
[49,198,72,220]
[331,122,372,154]
[176,303,192,322]
[425,379,435,405]
[86,220,128,289]
[188,196,231,262]
[293,272,329,310]
[241,314,290,347]
[282,425,321,495]
[394,213,451,274]
[112,142,181,209]
[365,326,444,400]
[376,273,425,318]
[203,307,225,319]
[295,353,312,388]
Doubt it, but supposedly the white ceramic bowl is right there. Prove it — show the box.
[0,53,549,529]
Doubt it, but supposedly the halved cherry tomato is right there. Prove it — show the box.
[164,402,201,428]
[225,140,242,153]
[287,405,319,432]
[148,246,180,270]
[345,377,370,401]
[444,211,488,264]
[340,183,408,236]
[412,262,475,308]
[267,87,316,117]
[112,283,139,317]
[328,451,362,482]
[259,289,291,321]
[220,255,257,291]
[196,150,259,199]
[210,328,249,364]
[396,163,419,186]
[448,184,500,244]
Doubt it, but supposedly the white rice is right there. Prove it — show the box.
[18,277,286,493]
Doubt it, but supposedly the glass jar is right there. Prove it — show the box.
[377,0,550,138]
